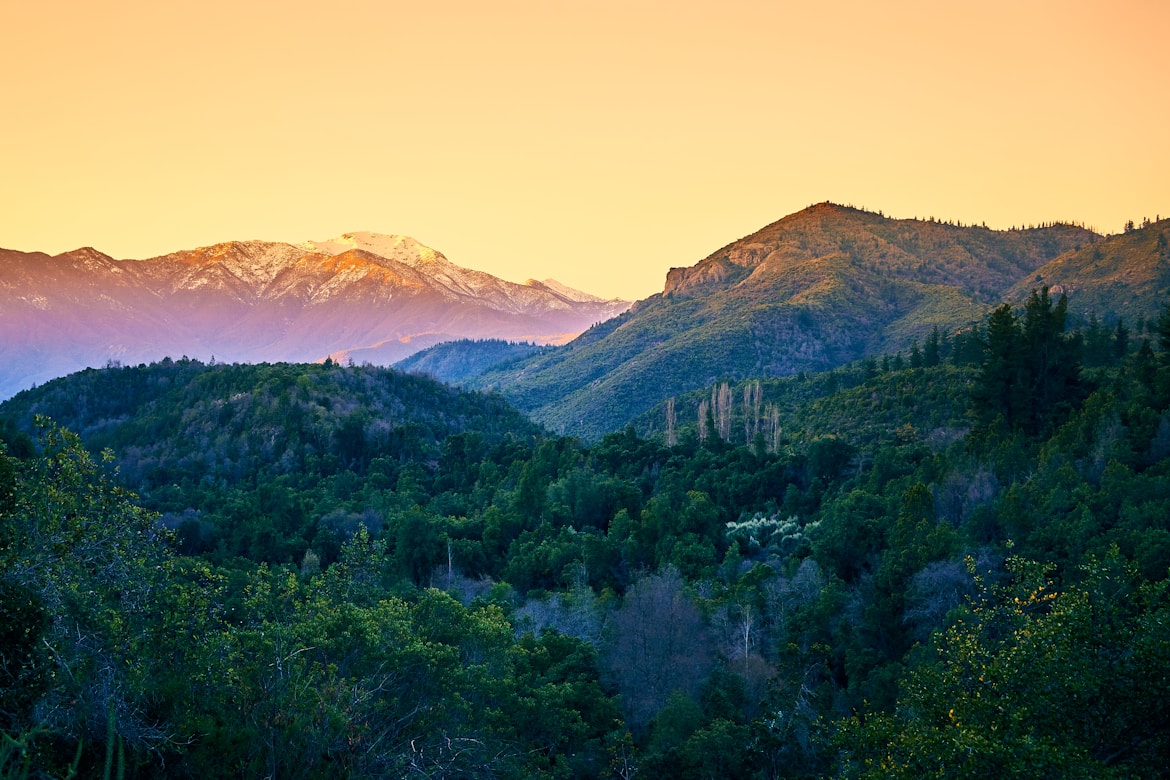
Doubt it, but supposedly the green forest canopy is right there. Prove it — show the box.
[2,295,1169,778]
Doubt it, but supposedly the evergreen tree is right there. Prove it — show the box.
[951,326,986,366]
[1083,314,1111,367]
[972,289,1081,434]
[1022,287,1081,430]
[1113,319,1130,360]
[1157,302,1170,360]
[972,303,1026,429]
[1136,338,1157,394]
[923,326,941,368]
[909,340,923,369]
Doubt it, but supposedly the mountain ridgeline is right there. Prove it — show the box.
[393,338,552,386]
[0,358,540,491]
[460,204,1170,439]
[0,232,630,400]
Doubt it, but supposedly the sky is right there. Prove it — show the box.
[3,1,1168,301]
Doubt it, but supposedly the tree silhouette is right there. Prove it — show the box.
[972,288,1081,434]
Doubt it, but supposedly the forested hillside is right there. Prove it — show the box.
[470,203,1123,439]
[2,292,1169,778]
[1006,216,1170,322]
[395,339,552,386]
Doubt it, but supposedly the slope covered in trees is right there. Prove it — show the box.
[1005,216,1170,325]
[394,338,552,386]
[0,360,541,564]
[3,297,1170,777]
[470,203,1107,439]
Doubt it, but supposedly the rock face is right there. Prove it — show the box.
[0,233,629,399]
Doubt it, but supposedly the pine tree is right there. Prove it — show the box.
[909,339,923,369]
[923,327,941,367]
[1083,314,1110,367]
[972,303,1026,429]
[1022,287,1080,431]
[1113,319,1130,360]
[972,289,1081,434]
[1156,302,1170,361]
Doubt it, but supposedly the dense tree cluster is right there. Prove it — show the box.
[970,288,1083,434]
[2,302,1170,777]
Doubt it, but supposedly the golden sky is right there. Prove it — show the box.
[3,0,1167,300]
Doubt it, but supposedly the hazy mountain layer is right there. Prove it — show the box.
[394,339,551,386]
[0,233,629,399]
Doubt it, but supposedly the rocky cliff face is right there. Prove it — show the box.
[0,233,629,399]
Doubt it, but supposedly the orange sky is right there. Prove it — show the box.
[3,0,1167,300]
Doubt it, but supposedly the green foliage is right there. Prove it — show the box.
[835,551,1170,778]
[971,288,1083,435]
[1006,218,1170,331]
[0,361,541,567]
[0,581,48,731]
[0,418,182,771]
[3,290,1170,775]
[394,338,552,385]
[472,205,1100,439]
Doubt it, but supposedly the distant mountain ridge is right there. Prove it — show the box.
[468,204,1168,439]
[1003,219,1170,318]
[0,232,630,399]
[394,339,551,386]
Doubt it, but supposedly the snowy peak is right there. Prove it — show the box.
[524,278,612,304]
[296,233,630,314]
[127,231,631,316]
[131,241,312,299]
[299,232,492,300]
[298,232,439,267]
[0,232,632,400]
[58,247,118,265]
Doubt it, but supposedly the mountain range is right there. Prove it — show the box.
[0,232,630,399]
[6,204,1168,437]
[455,203,1170,438]
[4,210,1168,778]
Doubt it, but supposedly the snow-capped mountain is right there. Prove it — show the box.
[0,234,630,399]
